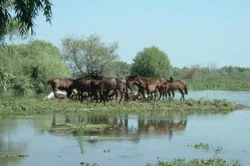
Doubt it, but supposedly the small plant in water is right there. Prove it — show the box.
[103,149,111,153]
[80,162,99,166]
[146,143,241,166]
[186,142,210,151]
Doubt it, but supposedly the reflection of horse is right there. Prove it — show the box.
[46,78,75,98]
[138,119,187,135]
[167,76,188,100]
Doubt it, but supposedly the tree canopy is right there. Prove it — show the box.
[61,34,119,76]
[131,46,172,78]
[0,40,71,93]
[0,0,53,41]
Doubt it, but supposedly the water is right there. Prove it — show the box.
[1,90,250,166]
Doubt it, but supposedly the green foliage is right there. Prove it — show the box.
[147,143,241,166]
[0,40,71,94]
[114,61,131,77]
[61,34,119,76]
[0,67,15,92]
[187,76,250,91]
[0,0,53,39]
[171,65,250,91]
[0,98,245,116]
[131,46,172,77]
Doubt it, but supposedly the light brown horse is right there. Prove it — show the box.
[167,76,188,100]
[46,78,75,98]
[145,77,172,101]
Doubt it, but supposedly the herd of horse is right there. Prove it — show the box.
[45,73,188,104]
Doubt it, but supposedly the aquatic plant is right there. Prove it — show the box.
[146,143,241,166]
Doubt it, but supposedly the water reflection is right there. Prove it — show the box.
[48,113,188,143]
[0,117,28,166]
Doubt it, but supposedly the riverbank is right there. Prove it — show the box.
[0,97,246,116]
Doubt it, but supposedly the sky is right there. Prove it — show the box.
[33,0,250,68]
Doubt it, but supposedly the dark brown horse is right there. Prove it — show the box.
[167,76,188,100]
[73,78,101,102]
[46,78,75,98]
[98,77,131,104]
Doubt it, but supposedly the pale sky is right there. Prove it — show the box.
[33,0,250,68]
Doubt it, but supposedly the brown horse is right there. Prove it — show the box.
[46,78,75,98]
[167,76,188,100]
[145,77,171,101]
[73,78,101,102]
[98,77,131,104]
[126,74,149,100]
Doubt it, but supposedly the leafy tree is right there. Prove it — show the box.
[0,40,71,93]
[131,46,172,77]
[114,61,131,77]
[61,34,119,76]
[0,0,53,40]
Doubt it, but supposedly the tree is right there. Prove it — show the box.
[131,46,172,78]
[0,40,71,93]
[0,0,52,42]
[61,34,119,76]
[114,61,131,77]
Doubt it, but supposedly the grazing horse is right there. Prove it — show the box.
[126,74,149,100]
[46,78,75,98]
[98,77,131,105]
[167,76,188,100]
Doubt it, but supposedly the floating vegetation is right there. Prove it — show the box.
[0,154,28,158]
[48,122,112,135]
[146,143,241,166]
[80,162,99,166]
[0,97,246,116]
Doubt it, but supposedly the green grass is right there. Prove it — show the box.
[0,97,246,116]
[187,76,250,91]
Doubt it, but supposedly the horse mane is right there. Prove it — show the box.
[169,76,173,82]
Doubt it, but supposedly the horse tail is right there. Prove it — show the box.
[184,85,188,95]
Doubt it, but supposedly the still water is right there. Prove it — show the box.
[0,90,250,166]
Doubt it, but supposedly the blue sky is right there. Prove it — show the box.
[33,0,250,68]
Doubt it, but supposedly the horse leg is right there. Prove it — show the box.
[171,90,175,98]
[99,86,106,105]
[179,89,184,101]
[154,90,158,101]
[158,92,162,101]
[168,89,171,98]
[104,90,110,102]
[158,89,163,101]
[115,89,119,100]
[119,90,124,103]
